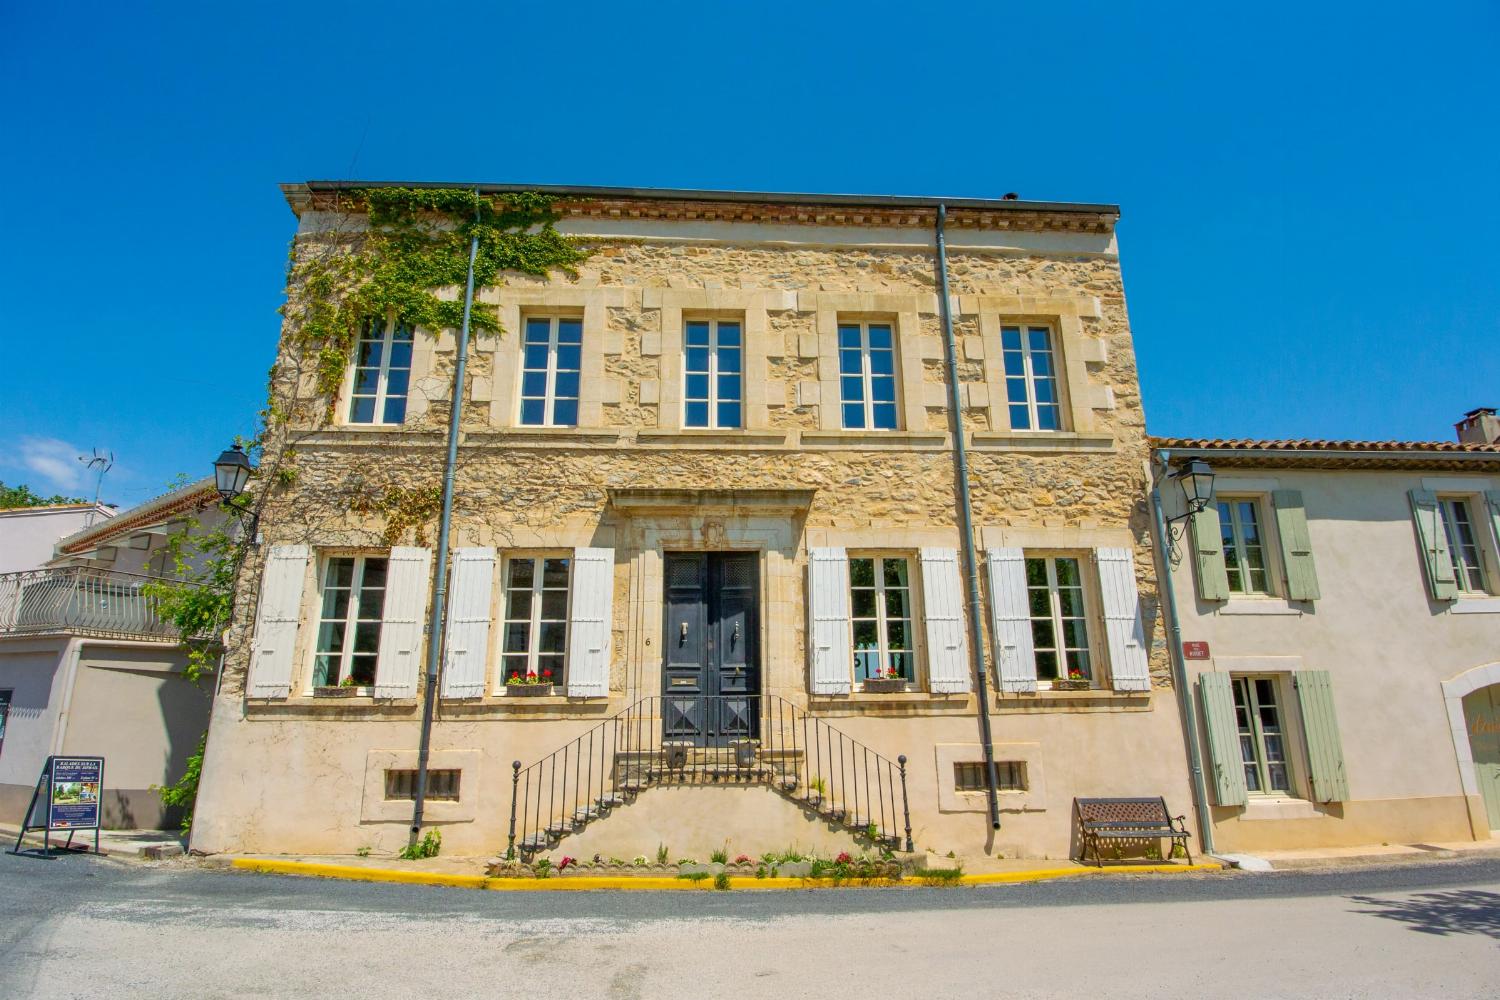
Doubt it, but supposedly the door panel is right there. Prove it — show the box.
[662,552,760,745]
[1464,686,1500,831]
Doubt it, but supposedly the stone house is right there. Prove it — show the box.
[190,183,1195,862]
[1154,416,1500,853]
[0,479,222,828]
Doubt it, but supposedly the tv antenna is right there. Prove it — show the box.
[78,450,114,521]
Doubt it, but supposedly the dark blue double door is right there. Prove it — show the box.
[662,552,760,746]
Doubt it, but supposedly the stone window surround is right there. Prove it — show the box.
[361,748,480,823]
[1440,661,1500,821]
[935,742,1046,813]
[968,294,1112,436]
[1200,476,1302,616]
[641,288,783,432]
[1422,476,1500,605]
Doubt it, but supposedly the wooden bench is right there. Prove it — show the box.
[1074,797,1192,866]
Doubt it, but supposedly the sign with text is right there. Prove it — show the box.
[48,757,104,830]
[1182,641,1212,660]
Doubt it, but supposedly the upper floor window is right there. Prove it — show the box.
[684,319,742,428]
[1232,676,1291,795]
[1026,555,1093,686]
[1439,497,1487,594]
[501,556,571,685]
[312,555,388,688]
[1218,498,1271,595]
[849,555,915,685]
[520,317,581,427]
[349,319,413,425]
[838,322,898,430]
[1002,325,1061,431]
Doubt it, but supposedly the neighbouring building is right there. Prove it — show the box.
[0,502,114,575]
[1155,419,1500,853]
[0,479,224,829]
[191,181,1197,862]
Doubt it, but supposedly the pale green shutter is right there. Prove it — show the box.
[1409,489,1457,601]
[1190,506,1231,601]
[1198,673,1248,807]
[1293,670,1349,802]
[1485,492,1500,561]
[1272,490,1321,601]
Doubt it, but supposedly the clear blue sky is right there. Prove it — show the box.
[3,2,1497,507]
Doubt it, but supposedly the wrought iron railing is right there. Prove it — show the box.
[507,694,912,859]
[0,567,188,640]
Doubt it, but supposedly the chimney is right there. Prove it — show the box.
[1455,407,1500,445]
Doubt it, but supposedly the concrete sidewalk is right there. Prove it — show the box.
[1,822,185,860]
[1238,836,1500,870]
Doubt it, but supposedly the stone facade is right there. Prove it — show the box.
[191,187,1194,861]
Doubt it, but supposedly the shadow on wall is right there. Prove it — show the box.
[1348,890,1500,939]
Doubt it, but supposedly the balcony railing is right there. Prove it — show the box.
[0,567,190,641]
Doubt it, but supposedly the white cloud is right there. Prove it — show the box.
[17,437,94,494]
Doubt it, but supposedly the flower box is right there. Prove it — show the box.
[505,683,554,697]
[313,685,366,698]
[862,678,909,694]
[1052,678,1092,691]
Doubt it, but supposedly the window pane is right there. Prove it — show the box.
[525,319,551,343]
[838,325,861,349]
[1009,404,1032,430]
[354,367,380,394]
[852,620,879,647]
[849,558,875,587]
[1054,558,1080,587]
[540,589,569,621]
[882,559,909,588]
[311,654,336,688]
[716,401,741,427]
[870,376,896,402]
[536,654,564,680]
[523,344,549,369]
[1034,650,1059,680]
[316,621,345,656]
[542,558,571,588]
[841,375,865,403]
[520,398,545,426]
[850,588,877,618]
[557,319,583,344]
[508,559,535,588]
[869,350,894,375]
[384,368,409,396]
[539,622,567,654]
[868,325,892,349]
[353,622,380,654]
[554,371,580,399]
[349,396,376,424]
[873,403,898,429]
[1003,351,1025,377]
[1066,649,1092,679]
[717,347,741,374]
[1057,585,1085,618]
[685,401,709,427]
[842,403,866,429]
[555,345,581,371]
[1006,376,1030,403]
[502,655,530,681]
[503,622,530,653]
[349,656,376,686]
[387,340,412,369]
[685,322,710,346]
[521,371,547,397]
[1028,328,1051,352]
[686,347,709,374]
[1001,327,1021,350]
[885,618,909,651]
[381,396,407,424]
[1030,618,1056,651]
[357,587,385,620]
[505,589,532,622]
[1035,405,1060,431]
[840,349,863,376]
[685,373,709,401]
[551,398,578,426]
[717,374,741,402]
[716,323,741,346]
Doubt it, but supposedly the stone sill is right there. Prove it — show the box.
[1217,599,1305,616]
[464,429,626,447]
[1450,597,1500,615]
[807,691,974,715]
[993,688,1152,711]
[635,430,789,447]
[296,429,445,448]
[969,431,1116,453]
[798,430,948,450]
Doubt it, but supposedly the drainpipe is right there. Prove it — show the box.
[409,205,481,847]
[1149,449,1216,855]
[934,203,1001,831]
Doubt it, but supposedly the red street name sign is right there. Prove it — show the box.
[1182,641,1211,660]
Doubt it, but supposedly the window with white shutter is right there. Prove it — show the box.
[247,544,310,698]
[807,547,852,695]
[441,547,495,698]
[373,546,431,698]
[919,548,971,694]
[566,547,614,698]
[986,548,1036,693]
[1095,546,1150,692]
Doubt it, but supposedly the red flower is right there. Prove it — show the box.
[558,856,575,870]
[836,851,852,864]
[542,668,553,678]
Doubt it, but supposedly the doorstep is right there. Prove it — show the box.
[1223,836,1500,871]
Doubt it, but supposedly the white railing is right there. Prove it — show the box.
[0,567,188,640]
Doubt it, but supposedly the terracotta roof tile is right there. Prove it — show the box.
[1150,436,1500,454]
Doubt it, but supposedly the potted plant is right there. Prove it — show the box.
[1054,669,1091,691]
[505,668,554,696]
[863,666,908,694]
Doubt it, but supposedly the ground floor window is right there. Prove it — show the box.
[384,769,460,801]
[1026,555,1093,685]
[954,760,1027,792]
[502,555,571,684]
[312,555,388,688]
[849,555,915,684]
[1233,675,1291,794]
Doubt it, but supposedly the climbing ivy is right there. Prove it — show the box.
[282,187,588,407]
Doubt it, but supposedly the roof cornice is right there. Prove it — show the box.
[1151,436,1500,472]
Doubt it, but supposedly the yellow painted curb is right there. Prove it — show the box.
[230,857,1220,891]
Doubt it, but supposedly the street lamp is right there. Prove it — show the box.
[1171,457,1216,519]
[213,443,253,502]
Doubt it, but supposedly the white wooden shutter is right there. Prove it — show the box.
[1409,489,1457,601]
[808,547,852,695]
[985,547,1036,693]
[566,547,614,697]
[441,547,495,698]
[247,544,310,698]
[920,547,971,694]
[374,546,431,698]
[1096,547,1151,692]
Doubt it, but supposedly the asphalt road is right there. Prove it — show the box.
[1,851,1497,998]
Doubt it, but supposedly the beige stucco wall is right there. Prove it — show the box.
[1161,462,1500,850]
[192,208,1195,860]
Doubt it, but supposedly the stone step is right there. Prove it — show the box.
[597,794,625,808]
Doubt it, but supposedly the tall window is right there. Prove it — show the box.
[1026,555,1092,685]
[1232,676,1291,794]
[501,556,571,684]
[838,322,898,430]
[349,318,414,425]
[519,316,582,427]
[1439,498,1487,594]
[684,319,742,428]
[1218,498,1271,595]
[312,556,388,687]
[1002,325,1061,431]
[849,556,914,683]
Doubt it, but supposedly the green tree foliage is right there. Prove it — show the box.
[0,481,88,509]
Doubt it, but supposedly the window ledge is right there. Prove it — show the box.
[1450,597,1500,614]
[296,429,446,448]
[969,431,1116,453]
[998,688,1150,704]
[1240,797,1321,821]
[807,691,974,713]
[1217,599,1304,616]
[799,430,948,449]
[635,430,788,447]
[465,429,626,446]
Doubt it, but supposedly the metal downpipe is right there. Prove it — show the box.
[934,203,1002,830]
[1149,450,1216,855]
[409,210,481,846]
